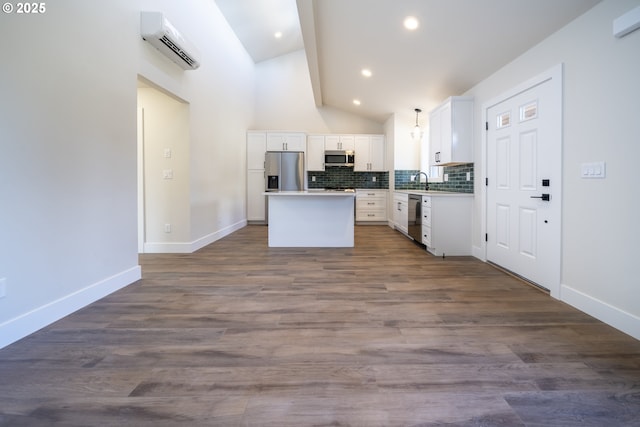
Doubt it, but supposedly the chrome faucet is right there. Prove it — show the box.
[413,171,429,191]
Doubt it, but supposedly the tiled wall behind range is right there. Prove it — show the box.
[395,163,474,193]
[307,168,389,189]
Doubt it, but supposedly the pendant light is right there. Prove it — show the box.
[411,108,424,140]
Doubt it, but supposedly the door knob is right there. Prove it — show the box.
[531,194,551,201]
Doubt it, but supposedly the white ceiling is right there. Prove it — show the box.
[216,0,601,123]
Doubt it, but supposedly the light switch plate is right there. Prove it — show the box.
[581,161,606,179]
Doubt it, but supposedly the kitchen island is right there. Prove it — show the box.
[264,191,355,247]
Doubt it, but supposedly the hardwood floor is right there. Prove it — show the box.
[1,225,639,426]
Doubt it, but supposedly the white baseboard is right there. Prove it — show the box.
[190,220,246,252]
[472,244,485,261]
[0,266,141,349]
[561,284,640,341]
[144,220,247,253]
[143,241,193,253]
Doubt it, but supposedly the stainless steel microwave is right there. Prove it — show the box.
[325,150,354,167]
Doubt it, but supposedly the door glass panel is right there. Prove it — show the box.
[496,112,511,128]
[520,101,538,122]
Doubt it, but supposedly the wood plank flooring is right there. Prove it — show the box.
[1,225,639,426]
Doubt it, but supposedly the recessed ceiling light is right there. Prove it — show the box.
[274,31,283,39]
[353,99,361,106]
[403,16,419,30]
[361,68,372,78]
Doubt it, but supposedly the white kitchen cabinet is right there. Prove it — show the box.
[266,132,306,151]
[393,192,408,234]
[247,132,267,169]
[354,135,385,171]
[325,135,355,151]
[307,135,325,171]
[355,189,387,223]
[246,131,268,222]
[429,96,473,166]
[421,194,472,256]
[247,169,266,221]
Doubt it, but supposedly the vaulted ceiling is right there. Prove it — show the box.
[216,0,601,122]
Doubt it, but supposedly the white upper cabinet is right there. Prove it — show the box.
[247,132,267,170]
[429,96,473,166]
[266,132,306,151]
[307,135,325,171]
[325,135,355,151]
[354,135,385,171]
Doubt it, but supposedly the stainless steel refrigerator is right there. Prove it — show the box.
[264,151,305,222]
[265,151,305,192]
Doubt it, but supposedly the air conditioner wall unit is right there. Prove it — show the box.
[140,11,200,70]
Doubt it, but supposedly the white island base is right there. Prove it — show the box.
[265,191,355,247]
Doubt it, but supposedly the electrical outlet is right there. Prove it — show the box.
[444,173,449,182]
[466,172,471,181]
[410,175,415,182]
[164,224,171,233]
[372,176,376,182]
[0,278,6,299]
[311,176,316,182]
[163,169,173,179]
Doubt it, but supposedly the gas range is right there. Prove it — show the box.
[323,187,355,193]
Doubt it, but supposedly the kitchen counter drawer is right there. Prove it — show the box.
[356,198,386,210]
[356,210,387,221]
[422,206,432,228]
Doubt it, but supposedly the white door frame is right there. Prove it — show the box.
[480,63,563,298]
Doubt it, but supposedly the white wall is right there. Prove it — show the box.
[466,0,640,339]
[391,115,422,171]
[253,50,383,134]
[0,0,255,348]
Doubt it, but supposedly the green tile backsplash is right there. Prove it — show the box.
[307,168,389,189]
[395,163,474,193]
[305,164,472,193]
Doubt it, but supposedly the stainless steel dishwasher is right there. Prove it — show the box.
[408,194,422,242]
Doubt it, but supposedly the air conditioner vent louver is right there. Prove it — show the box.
[158,35,198,67]
[141,11,200,70]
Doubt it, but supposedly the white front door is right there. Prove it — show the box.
[486,66,562,296]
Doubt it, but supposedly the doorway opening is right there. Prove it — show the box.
[136,77,190,253]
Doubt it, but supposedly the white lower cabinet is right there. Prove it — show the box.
[421,194,472,256]
[393,192,408,234]
[356,190,387,222]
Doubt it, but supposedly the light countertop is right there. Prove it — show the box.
[264,191,356,197]
[394,190,474,197]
